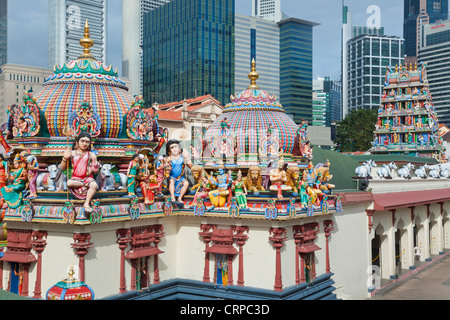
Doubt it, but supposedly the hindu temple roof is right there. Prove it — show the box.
[35,20,132,139]
[204,60,299,155]
[224,59,285,113]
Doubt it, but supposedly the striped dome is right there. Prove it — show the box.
[35,59,132,138]
[205,60,299,155]
[204,109,299,155]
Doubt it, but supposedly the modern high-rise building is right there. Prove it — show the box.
[234,14,280,97]
[48,0,107,68]
[312,84,328,127]
[251,0,283,22]
[235,13,318,124]
[0,0,7,66]
[403,0,448,57]
[347,34,404,111]
[313,76,342,127]
[142,0,235,107]
[279,18,319,124]
[122,0,172,96]
[419,19,450,125]
[342,5,384,118]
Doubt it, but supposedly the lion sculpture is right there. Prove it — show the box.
[245,166,265,192]
[286,166,301,194]
[190,165,208,191]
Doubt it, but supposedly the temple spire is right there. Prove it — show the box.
[247,58,260,90]
[78,20,96,61]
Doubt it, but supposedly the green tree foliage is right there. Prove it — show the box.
[333,108,378,152]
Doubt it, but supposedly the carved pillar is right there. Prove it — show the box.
[152,225,165,285]
[130,259,137,291]
[31,231,47,299]
[424,204,431,260]
[367,209,375,234]
[232,226,249,287]
[269,227,287,292]
[199,224,216,283]
[116,229,131,294]
[323,220,334,274]
[71,233,93,283]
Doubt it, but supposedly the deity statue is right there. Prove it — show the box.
[269,158,292,199]
[69,100,101,138]
[154,155,167,196]
[139,173,159,206]
[166,139,193,208]
[26,155,39,199]
[0,153,28,210]
[299,171,309,208]
[60,132,100,213]
[192,170,212,207]
[126,153,144,197]
[232,170,248,209]
[208,164,232,208]
[0,154,9,189]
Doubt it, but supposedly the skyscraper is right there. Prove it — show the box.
[342,5,384,117]
[251,0,283,22]
[122,0,172,96]
[313,76,342,126]
[403,0,448,57]
[234,14,280,98]
[0,0,7,66]
[48,0,107,68]
[142,0,235,106]
[279,17,319,124]
[419,19,450,126]
[347,34,404,111]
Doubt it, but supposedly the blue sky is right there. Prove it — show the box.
[7,0,406,81]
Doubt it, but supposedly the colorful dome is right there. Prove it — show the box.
[35,21,132,139]
[46,265,94,300]
[204,60,299,155]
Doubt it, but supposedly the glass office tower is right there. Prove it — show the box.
[278,18,318,124]
[419,19,450,126]
[403,0,448,57]
[0,0,6,66]
[347,34,404,111]
[143,0,235,106]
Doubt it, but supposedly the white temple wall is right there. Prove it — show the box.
[329,202,370,300]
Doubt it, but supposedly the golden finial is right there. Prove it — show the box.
[247,58,260,90]
[78,20,95,60]
[395,64,398,72]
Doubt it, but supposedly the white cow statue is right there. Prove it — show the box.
[376,161,397,179]
[355,159,377,179]
[414,163,430,179]
[397,163,415,180]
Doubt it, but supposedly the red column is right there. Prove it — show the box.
[300,253,306,283]
[199,224,216,283]
[227,254,234,286]
[269,227,287,292]
[71,233,93,283]
[323,220,334,274]
[22,264,30,297]
[293,231,301,284]
[130,259,137,291]
[116,229,131,294]
[31,231,47,299]
[233,226,249,287]
[152,225,165,285]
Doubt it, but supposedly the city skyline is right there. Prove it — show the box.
[7,0,410,83]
